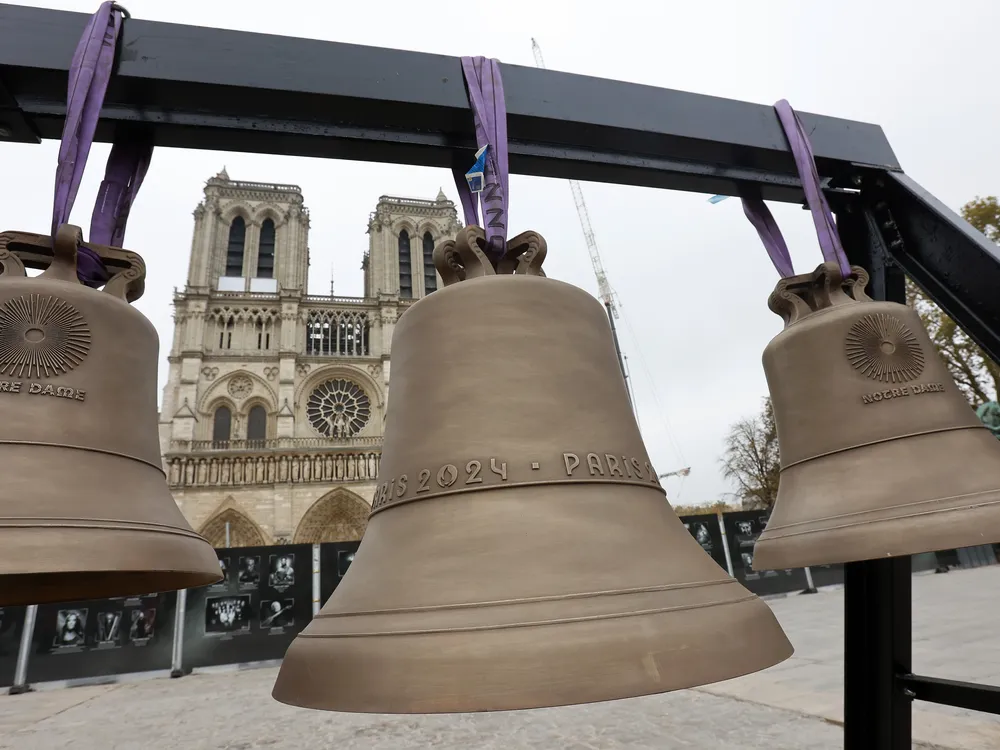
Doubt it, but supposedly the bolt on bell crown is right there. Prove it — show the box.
[754,261,1000,571]
[0,225,222,606]
[273,227,792,714]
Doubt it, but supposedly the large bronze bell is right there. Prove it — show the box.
[0,225,222,606]
[273,227,792,714]
[754,261,1000,571]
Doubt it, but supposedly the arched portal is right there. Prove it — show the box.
[199,507,268,548]
[293,488,370,543]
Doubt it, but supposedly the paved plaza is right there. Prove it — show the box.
[1,566,998,749]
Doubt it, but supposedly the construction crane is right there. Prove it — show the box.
[530,38,633,406]
[531,38,691,492]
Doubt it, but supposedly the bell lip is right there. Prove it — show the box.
[752,495,1000,570]
[0,527,223,606]
[268,597,793,715]
[0,569,223,608]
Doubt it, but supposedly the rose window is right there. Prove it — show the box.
[306,378,371,438]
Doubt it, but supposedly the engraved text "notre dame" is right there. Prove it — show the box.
[0,380,86,402]
[861,382,944,405]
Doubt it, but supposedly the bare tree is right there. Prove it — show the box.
[720,397,781,510]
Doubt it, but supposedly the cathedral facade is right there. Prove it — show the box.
[159,171,461,547]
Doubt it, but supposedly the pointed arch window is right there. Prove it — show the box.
[247,405,267,445]
[422,231,437,295]
[218,316,235,350]
[398,230,412,298]
[257,219,275,279]
[225,217,246,277]
[212,406,232,446]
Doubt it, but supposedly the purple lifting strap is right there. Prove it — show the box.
[453,56,509,262]
[51,2,153,287]
[741,99,851,279]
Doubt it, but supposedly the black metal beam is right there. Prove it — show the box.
[900,675,1000,715]
[0,3,900,203]
[862,172,1000,365]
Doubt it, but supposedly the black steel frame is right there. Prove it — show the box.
[2,4,1000,746]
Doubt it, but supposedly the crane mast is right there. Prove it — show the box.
[531,38,631,415]
[531,39,621,321]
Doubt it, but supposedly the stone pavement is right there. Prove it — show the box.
[0,566,998,749]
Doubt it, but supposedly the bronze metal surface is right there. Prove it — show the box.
[274,228,792,714]
[0,225,222,606]
[755,261,1000,570]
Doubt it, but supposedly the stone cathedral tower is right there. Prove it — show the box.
[159,171,461,547]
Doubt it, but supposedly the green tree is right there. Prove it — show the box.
[720,397,780,510]
[906,196,1000,408]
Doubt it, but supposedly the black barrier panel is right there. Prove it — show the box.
[678,514,729,573]
[0,607,26,688]
[319,541,361,607]
[29,593,175,683]
[723,511,809,596]
[183,544,313,669]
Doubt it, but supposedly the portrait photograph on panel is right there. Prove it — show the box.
[210,557,231,590]
[268,553,295,591]
[260,599,295,630]
[238,556,261,589]
[95,610,122,647]
[129,608,156,644]
[53,609,87,649]
[338,549,355,578]
[205,596,252,635]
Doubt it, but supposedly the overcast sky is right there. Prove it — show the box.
[2,0,998,507]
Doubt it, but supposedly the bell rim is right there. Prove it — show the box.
[270,594,793,714]
[753,494,1000,570]
[0,526,222,606]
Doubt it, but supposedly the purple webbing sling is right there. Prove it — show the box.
[741,99,851,279]
[51,2,153,287]
[452,56,509,263]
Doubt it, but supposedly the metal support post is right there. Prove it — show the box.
[8,604,36,695]
[838,203,913,749]
[170,589,188,678]
[717,513,735,577]
[802,566,818,594]
[843,558,912,748]
[312,544,321,616]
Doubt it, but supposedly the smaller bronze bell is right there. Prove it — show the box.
[754,261,1000,570]
[273,227,792,714]
[0,226,222,606]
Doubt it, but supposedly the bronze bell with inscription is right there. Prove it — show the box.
[273,227,792,714]
[754,261,1000,571]
[0,226,222,606]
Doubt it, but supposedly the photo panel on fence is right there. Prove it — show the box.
[723,511,809,596]
[28,593,176,684]
[183,544,313,669]
[678,514,729,573]
[0,606,26,688]
[319,541,361,607]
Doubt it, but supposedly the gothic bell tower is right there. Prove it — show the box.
[186,169,310,295]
